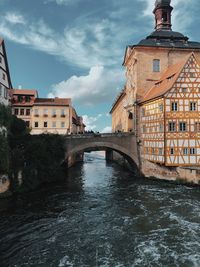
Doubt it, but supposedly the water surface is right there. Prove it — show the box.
[0,153,200,266]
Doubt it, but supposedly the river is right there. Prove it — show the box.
[0,153,200,267]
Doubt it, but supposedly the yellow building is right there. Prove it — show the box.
[10,89,85,135]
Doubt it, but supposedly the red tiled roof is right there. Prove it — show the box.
[34,97,71,106]
[139,53,195,104]
[11,89,38,97]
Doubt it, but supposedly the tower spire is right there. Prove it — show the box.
[154,0,173,31]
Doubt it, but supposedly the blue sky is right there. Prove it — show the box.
[1,0,200,132]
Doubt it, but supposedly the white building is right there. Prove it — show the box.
[0,39,12,106]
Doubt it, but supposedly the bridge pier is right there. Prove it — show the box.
[105,149,113,161]
[67,152,84,168]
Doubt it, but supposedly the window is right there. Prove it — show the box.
[141,108,145,116]
[190,102,197,111]
[52,122,56,128]
[190,148,196,155]
[20,109,24,116]
[61,122,65,128]
[35,122,38,128]
[43,109,48,116]
[195,122,200,132]
[159,104,163,112]
[170,148,174,155]
[34,109,39,116]
[182,88,187,93]
[2,73,5,80]
[25,96,31,102]
[4,87,7,99]
[61,109,65,117]
[171,102,178,111]
[143,125,146,133]
[159,148,163,156]
[169,122,176,132]
[159,124,164,132]
[18,95,23,102]
[52,109,57,117]
[179,122,187,132]
[190,72,195,78]
[25,121,30,128]
[26,109,30,116]
[183,148,188,155]
[152,148,155,155]
[162,11,167,22]
[44,122,48,128]
[14,109,19,115]
[153,59,160,72]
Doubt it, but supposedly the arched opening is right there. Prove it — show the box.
[64,142,140,176]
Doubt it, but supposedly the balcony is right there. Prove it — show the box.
[52,114,57,118]
[43,114,48,117]
[34,114,39,117]
[61,114,65,118]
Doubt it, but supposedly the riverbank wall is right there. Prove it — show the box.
[109,150,200,185]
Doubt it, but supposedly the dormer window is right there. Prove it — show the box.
[153,59,160,72]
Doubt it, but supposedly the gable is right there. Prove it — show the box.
[166,54,200,99]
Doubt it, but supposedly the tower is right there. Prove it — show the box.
[153,0,173,31]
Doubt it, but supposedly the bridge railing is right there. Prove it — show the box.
[64,132,135,139]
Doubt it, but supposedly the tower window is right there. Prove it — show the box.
[162,11,168,22]
[153,59,160,72]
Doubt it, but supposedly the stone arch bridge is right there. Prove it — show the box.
[64,132,140,171]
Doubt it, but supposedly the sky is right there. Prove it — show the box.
[0,0,200,132]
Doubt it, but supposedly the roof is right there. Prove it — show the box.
[134,30,200,50]
[1,39,13,89]
[139,53,194,103]
[10,89,38,96]
[110,88,126,114]
[34,97,71,106]
[123,30,200,66]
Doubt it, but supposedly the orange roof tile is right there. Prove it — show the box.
[34,97,71,106]
[139,53,195,104]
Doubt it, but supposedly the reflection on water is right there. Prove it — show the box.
[0,153,200,267]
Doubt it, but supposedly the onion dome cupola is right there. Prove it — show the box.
[154,0,173,31]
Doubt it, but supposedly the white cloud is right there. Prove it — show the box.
[0,9,134,69]
[82,114,102,131]
[44,0,81,5]
[5,12,26,25]
[101,126,112,133]
[48,65,124,105]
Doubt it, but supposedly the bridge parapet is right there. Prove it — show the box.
[64,132,135,139]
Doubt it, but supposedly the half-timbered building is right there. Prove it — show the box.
[140,53,200,166]
[0,39,12,106]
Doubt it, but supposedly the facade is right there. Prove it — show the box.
[140,53,200,166]
[111,0,200,169]
[10,89,85,135]
[0,39,12,106]
[10,89,38,128]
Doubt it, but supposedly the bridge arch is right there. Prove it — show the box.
[65,140,139,170]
